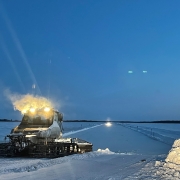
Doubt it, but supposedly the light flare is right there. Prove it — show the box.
[22,110,27,114]
[44,107,50,112]
[29,108,35,113]
[0,3,41,94]
[5,91,54,115]
[105,122,112,127]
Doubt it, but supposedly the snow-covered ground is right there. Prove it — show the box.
[120,123,180,145]
[1,121,180,179]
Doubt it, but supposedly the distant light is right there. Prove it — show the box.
[105,122,112,127]
[143,71,147,73]
[128,71,133,74]
[44,107,50,112]
[30,108,35,113]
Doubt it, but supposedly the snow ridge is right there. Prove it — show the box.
[154,139,180,179]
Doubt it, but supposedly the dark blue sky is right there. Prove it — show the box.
[0,0,180,120]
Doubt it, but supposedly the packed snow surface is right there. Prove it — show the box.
[1,122,180,179]
[120,123,180,145]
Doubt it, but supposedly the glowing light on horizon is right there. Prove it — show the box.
[128,71,133,74]
[105,122,112,127]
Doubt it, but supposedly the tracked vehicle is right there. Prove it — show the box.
[0,108,92,157]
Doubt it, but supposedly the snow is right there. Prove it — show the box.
[139,139,180,180]
[0,151,155,180]
[97,148,115,154]
[68,123,170,154]
[1,121,180,179]
[119,123,180,145]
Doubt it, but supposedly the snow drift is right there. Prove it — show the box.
[154,139,180,179]
[164,139,180,174]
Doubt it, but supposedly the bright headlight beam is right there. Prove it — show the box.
[44,107,50,112]
[22,110,27,114]
[0,4,41,95]
[30,108,35,113]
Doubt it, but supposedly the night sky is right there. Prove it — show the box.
[0,0,180,121]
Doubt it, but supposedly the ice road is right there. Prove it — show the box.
[0,123,172,180]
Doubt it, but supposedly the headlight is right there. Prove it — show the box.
[105,122,112,127]
[30,108,35,113]
[44,107,50,112]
